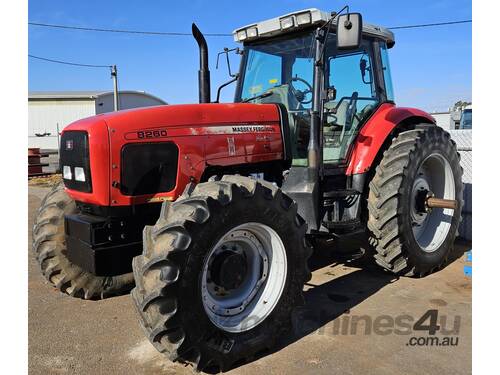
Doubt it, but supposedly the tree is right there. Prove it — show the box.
[453,100,472,111]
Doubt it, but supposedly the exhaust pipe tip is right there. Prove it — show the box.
[191,23,203,43]
[192,23,211,103]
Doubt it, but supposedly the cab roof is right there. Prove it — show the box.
[233,8,395,48]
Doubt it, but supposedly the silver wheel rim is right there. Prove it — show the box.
[410,153,455,252]
[201,222,287,333]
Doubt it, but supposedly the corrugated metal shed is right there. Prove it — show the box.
[431,112,452,130]
[28,90,167,150]
[29,91,108,100]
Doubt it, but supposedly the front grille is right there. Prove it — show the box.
[60,131,92,193]
[120,142,178,196]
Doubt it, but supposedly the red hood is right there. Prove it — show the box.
[64,103,280,133]
[61,102,284,207]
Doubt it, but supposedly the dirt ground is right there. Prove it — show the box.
[28,185,472,375]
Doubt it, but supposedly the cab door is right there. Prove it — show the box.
[321,39,380,168]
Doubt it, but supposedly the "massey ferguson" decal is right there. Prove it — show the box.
[190,124,279,136]
[231,125,275,133]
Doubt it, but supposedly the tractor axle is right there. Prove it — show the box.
[426,197,458,210]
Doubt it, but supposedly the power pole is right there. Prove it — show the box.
[111,65,119,111]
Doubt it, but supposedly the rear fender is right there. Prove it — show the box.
[346,103,435,175]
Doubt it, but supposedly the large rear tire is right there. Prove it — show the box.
[367,126,463,277]
[131,175,312,372]
[32,182,134,299]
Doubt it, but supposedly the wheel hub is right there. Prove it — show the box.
[411,176,430,225]
[410,153,456,253]
[210,250,248,291]
[414,188,430,214]
[201,223,287,333]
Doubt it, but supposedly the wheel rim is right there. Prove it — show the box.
[201,222,287,333]
[410,153,455,252]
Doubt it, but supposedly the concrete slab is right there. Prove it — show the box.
[28,187,471,374]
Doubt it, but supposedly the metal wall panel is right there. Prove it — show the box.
[449,130,472,241]
[431,112,452,130]
[28,100,96,150]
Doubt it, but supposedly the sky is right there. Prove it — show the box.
[28,0,471,112]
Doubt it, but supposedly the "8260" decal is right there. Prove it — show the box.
[125,129,168,140]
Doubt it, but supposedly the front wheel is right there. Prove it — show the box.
[367,126,463,277]
[131,175,311,372]
[32,182,134,299]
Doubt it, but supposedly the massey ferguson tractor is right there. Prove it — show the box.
[32,7,462,372]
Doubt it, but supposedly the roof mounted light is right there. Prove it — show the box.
[296,11,312,25]
[232,8,395,46]
[280,16,295,30]
[246,26,258,38]
[236,29,247,41]
[236,26,258,41]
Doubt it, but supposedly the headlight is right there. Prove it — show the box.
[280,16,295,30]
[296,12,312,25]
[63,165,72,180]
[60,131,92,193]
[236,29,247,41]
[74,167,86,182]
[246,27,258,38]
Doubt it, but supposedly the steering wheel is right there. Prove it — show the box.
[288,77,313,105]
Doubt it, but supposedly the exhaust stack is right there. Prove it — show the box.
[192,23,211,103]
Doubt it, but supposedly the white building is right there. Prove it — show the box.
[431,104,472,131]
[430,111,453,130]
[430,108,473,241]
[29,90,167,150]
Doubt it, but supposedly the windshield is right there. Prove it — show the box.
[237,33,315,163]
[238,33,315,103]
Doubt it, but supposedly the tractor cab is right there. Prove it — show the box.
[232,8,396,232]
[233,9,394,166]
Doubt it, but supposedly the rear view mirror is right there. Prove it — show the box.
[337,13,362,50]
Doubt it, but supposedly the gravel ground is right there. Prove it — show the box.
[28,186,471,374]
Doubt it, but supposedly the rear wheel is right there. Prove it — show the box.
[32,182,134,299]
[367,126,463,276]
[131,175,311,372]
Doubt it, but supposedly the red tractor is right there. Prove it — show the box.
[33,8,462,372]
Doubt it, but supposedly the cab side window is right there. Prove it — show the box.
[380,42,395,102]
[322,43,379,163]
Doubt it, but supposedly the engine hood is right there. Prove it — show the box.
[64,103,281,134]
[61,102,284,207]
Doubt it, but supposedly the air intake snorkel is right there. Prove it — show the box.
[192,23,211,103]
